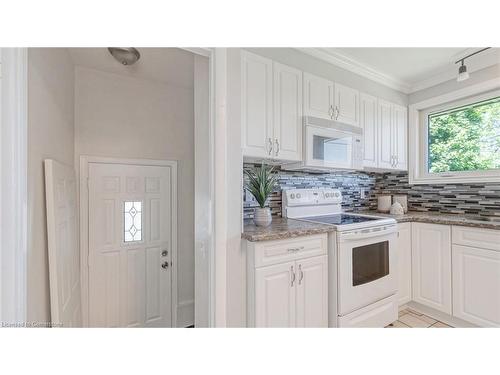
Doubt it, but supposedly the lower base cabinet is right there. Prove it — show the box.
[411,223,452,314]
[396,223,412,305]
[247,234,328,327]
[452,227,500,327]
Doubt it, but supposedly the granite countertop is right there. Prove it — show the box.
[353,210,500,230]
[242,211,500,242]
[242,217,333,242]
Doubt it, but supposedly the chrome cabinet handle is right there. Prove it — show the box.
[161,261,169,269]
[287,246,305,252]
[291,266,296,287]
[334,106,340,120]
[298,264,304,285]
[275,139,280,157]
[328,105,334,119]
[267,138,273,155]
[395,155,399,167]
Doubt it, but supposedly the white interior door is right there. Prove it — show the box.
[88,162,175,327]
[45,159,82,327]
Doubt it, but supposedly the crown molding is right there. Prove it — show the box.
[297,48,412,93]
[296,47,500,95]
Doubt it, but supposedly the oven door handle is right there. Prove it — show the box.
[338,225,397,241]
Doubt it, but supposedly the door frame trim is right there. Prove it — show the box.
[0,48,28,325]
[80,156,178,327]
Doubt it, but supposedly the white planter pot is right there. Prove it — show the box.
[254,207,272,227]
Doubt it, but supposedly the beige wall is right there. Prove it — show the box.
[27,48,75,322]
[74,64,195,325]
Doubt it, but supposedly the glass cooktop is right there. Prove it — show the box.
[303,214,379,226]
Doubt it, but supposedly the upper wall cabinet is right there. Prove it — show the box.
[241,51,274,159]
[241,51,302,162]
[360,93,378,168]
[303,73,334,120]
[273,62,303,161]
[303,73,359,127]
[362,99,408,171]
[334,83,359,126]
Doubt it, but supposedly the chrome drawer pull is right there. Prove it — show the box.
[287,246,305,252]
[291,266,296,287]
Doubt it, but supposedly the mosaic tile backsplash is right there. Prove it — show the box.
[243,164,500,219]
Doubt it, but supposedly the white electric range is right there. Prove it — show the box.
[282,188,399,328]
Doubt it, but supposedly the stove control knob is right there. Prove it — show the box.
[290,193,295,199]
[296,193,301,199]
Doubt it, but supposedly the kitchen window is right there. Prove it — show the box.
[410,86,500,184]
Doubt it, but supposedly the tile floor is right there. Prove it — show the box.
[386,308,453,328]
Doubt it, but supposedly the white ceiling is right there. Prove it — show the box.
[298,47,500,93]
[67,48,195,88]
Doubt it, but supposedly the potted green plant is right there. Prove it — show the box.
[244,163,278,227]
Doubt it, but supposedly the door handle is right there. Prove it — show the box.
[291,265,296,287]
[298,264,304,285]
[334,106,340,120]
[161,261,169,269]
[329,105,334,119]
[275,139,280,157]
[161,250,168,257]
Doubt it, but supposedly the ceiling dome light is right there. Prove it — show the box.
[457,61,469,82]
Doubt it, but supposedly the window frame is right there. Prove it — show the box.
[409,81,500,185]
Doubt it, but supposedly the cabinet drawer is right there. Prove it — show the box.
[337,295,397,328]
[252,234,328,268]
[452,226,500,252]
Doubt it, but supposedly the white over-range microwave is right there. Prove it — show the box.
[283,116,363,172]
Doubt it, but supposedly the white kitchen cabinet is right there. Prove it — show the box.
[376,100,407,171]
[241,51,273,158]
[296,255,328,327]
[241,51,302,161]
[255,261,296,327]
[452,226,500,327]
[273,62,303,161]
[378,99,395,169]
[247,234,328,327]
[393,104,407,170]
[334,82,359,126]
[360,93,378,168]
[396,223,412,306]
[411,223,452,314]
[303,73,359,126]
[303,72,334,120]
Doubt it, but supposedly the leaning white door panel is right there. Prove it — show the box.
[45,159,82,327]
[88,163,173,327]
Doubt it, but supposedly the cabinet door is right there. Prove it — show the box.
[303,72,334,120]
[397,223,412,306]
[392,104,407,170]
[378,99,393,169]
[255,261,296,327]
[452,245,500,327]
[334,83,359,126]
[296,256,328,327]
[241,51,273,158]
[360,93,378,168]
[411,223,452,314]
[273,62,303,161]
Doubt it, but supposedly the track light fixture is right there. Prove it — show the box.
[455,47,491,82]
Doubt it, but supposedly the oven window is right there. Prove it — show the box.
[352,241,389,286]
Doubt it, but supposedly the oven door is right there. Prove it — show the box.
[337,225,398,316]
[305,125,355,169]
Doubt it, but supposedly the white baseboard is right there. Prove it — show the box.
[176,300,194,327]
